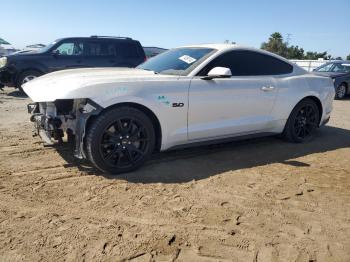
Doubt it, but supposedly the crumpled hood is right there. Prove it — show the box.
[23,67,172,102]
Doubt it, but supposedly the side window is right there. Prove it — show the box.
[106,43,117,57]
[84,41,103,56]
[332,63,349,73]
[199,50,293,76]
[116,42,141,59]
[84,41,117,57]
[54,42,83,56]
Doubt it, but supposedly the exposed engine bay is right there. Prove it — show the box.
[27,99,102,159]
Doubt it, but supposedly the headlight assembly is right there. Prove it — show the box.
[0,57,7,68]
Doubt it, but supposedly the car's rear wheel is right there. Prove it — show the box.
[283,98,320,143]
[86,107,156,174]
[17,70,42,93]
[335,83,347,100]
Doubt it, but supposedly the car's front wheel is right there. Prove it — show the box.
[283,98,320,143]
[335,83,347,100]
[86,107,156,174]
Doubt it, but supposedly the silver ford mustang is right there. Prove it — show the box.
[23,44,335,174]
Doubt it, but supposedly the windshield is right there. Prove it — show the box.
[315,62,350,73]
[137,47,216,76]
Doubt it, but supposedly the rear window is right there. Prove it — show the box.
[83,40,144,59]
[117,41,144,59]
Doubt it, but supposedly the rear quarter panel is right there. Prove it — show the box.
[270,73,334,133]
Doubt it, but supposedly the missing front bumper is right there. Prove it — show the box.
[27,99,103,159]
[28,104,63,145]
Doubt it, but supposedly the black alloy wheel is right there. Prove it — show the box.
[283,98,320,143]
[293,104,318,140]
[99,118,149,168]
[86,107,156,174]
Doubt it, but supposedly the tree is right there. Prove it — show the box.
[304,51,328,60]
[286,45,304,60]
[261,32,330,60]
[347,54,350,60]
[261,32,288,58]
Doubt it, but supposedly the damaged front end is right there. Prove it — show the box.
[28,99,102,159]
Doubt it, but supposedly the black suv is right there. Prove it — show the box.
[0,36,146,90]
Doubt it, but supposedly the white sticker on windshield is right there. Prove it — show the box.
[179,55,197,64]
[341,64,350,66]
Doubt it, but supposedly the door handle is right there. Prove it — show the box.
[261,86,275,91]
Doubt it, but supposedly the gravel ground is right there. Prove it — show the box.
[0,87,349,261]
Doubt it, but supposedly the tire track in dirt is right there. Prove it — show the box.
[10,166,69,176]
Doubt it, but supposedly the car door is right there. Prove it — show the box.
[48,40,86,72]
[188,50,293,141]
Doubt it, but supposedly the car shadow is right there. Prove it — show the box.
[6,90,28,98]
[54,125,350,184]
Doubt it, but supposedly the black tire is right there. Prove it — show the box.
[335,83,347,100]
[283,98,320,143]
[86,107,156,174]
[16,70,42,93]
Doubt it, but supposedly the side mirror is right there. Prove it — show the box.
[52,50,59,56]
[201,67,232,80]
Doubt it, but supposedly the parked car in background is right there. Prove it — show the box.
[313,61,350,99]
[24,44,334,174]
[0,36,145,91]
[25,44,46,51]
[143,46,167,58]
[11,44,47,55]
[0,45,18,57]
[0,37,18,57]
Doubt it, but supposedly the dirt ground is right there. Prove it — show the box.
[0,87,349,262]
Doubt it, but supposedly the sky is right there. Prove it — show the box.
[1,0,350,58]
